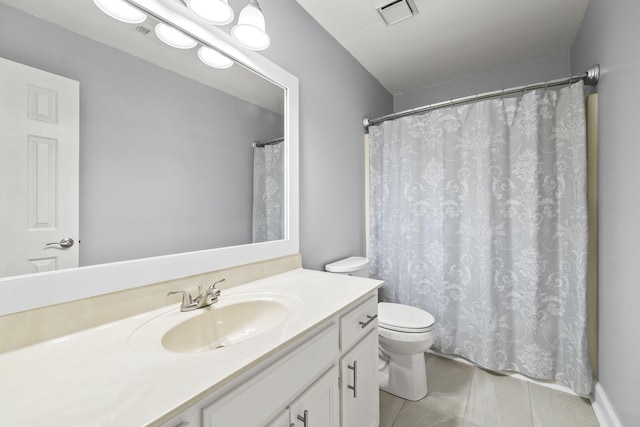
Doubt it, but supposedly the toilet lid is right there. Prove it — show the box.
[378,302,435,333]
[325,256,369,273]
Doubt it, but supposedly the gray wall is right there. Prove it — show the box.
[257,0,393,271]
[571,0,640,425]
[0,3,283,266]
[394,51,571,111]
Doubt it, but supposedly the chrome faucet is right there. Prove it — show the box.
[194,279,224,308]
[168,278,225,312]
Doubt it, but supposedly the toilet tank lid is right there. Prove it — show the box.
[378,302,435,330]
[325,256,369,273]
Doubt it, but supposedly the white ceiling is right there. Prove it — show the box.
[296,0,590,95]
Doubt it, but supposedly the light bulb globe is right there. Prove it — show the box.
[155,23,198,49]
[93,0,147,24]
[198,46,234,69]
[187,0,234,25]
[231,4,270,50]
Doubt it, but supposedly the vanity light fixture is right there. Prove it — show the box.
[198,46,234,69]
[231,0,270,51]
[93,0,147,24]
[155,23,198,49]
[187,0,234,25]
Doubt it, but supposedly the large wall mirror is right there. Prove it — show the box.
[0,0,299,315]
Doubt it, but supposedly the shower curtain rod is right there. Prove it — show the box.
[363,64,600,130]
[253,137,284,148]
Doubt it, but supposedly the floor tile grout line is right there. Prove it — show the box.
[462,364,477,423]
[527,380,536,427]
[390,398,408,427]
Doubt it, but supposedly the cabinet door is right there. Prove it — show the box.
[201,325,339,427]
[290,366,339,427]
[340,330,379,427]
[266,409,290,427]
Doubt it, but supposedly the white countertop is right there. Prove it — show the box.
[0,269,382,426]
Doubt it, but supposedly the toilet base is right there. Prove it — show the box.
[378,351,428,401]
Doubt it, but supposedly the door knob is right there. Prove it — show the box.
[46,237,74,248]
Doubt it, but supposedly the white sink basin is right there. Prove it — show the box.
[127,291,302,353]
[162,299,289,353]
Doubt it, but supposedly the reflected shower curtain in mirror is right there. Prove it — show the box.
[252,142,284,242]
[369,82,592,395]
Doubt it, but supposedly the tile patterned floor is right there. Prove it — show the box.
[380,354,599,427]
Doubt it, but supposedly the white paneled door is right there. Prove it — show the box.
[0,57,79,278]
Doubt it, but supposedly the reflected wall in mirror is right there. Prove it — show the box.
[0,0,286,279]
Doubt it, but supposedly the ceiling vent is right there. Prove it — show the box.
[377,0,418,26]
[134,25,152,35]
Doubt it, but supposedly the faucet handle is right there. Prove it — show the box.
[208,278,225,296]
[167,290,193,304]
[167,291,197,312]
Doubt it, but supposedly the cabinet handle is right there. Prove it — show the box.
[359,314,377,328]
[348,361,358,398]
[297,409,308,426]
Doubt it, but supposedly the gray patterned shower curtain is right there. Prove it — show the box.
[369,82,592,395]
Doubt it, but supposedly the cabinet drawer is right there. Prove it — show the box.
[340,295,377,351]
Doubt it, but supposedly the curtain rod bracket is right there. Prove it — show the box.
[585,64,600,86]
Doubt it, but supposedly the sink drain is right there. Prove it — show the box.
[215,344,225,349]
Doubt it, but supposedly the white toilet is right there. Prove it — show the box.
[325,256,436,401]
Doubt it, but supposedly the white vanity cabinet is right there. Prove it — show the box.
[159,292,379,427]
[338,296,380,427]
[200,324,339,427]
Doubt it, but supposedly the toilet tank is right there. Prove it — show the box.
[325,256,369,277]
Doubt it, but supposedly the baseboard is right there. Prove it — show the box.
[591,381,623,427]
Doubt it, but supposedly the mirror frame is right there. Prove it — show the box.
[0,0,299,316]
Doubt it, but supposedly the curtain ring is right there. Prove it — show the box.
[500,88,505,100]
[523,84,528,95]
[449,99,454,108]
[544,81,549,92]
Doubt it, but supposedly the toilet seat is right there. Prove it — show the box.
[378,302,435,333]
